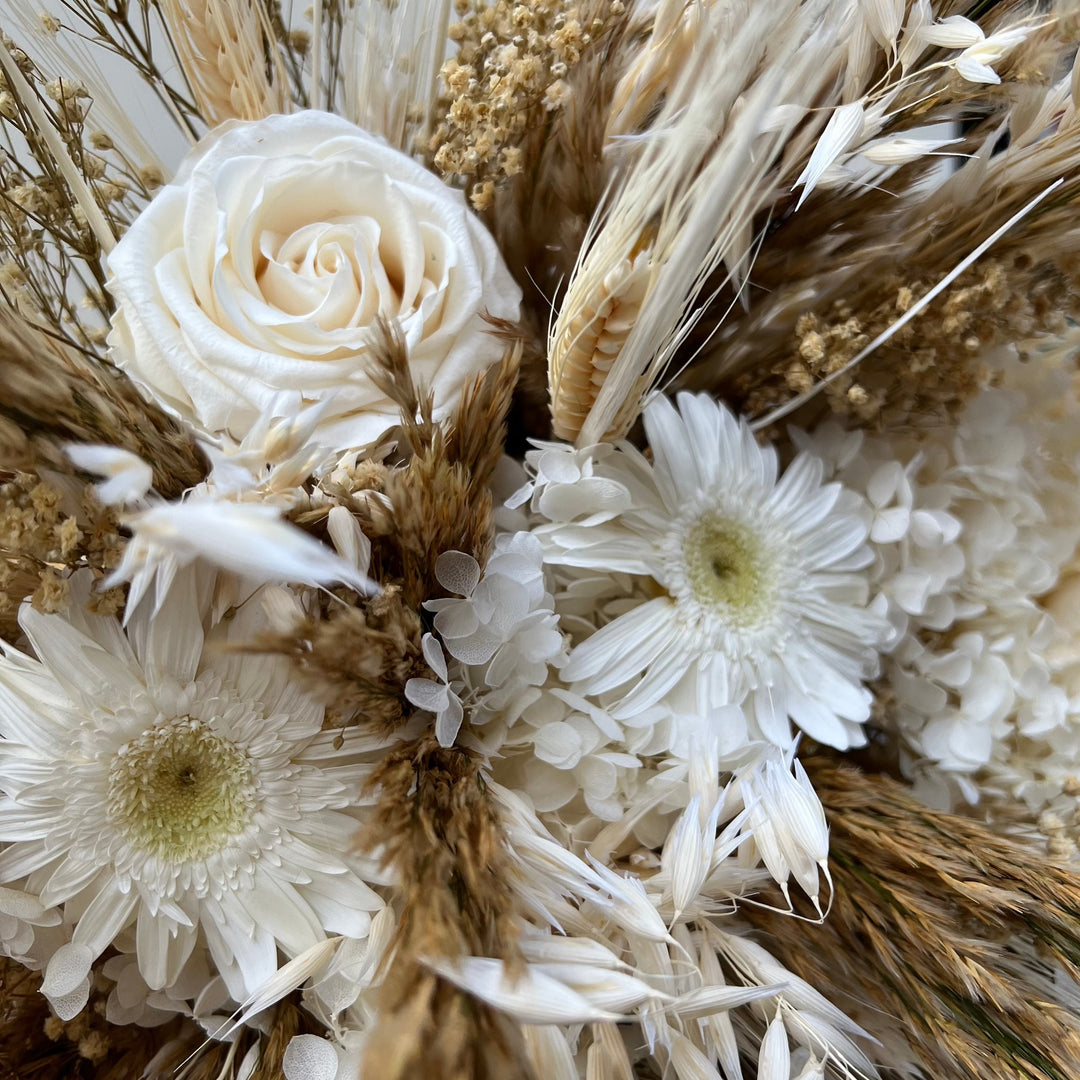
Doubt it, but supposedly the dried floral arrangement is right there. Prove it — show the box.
[0,0,1078,1077]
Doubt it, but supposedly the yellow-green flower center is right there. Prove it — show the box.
[107,717,256,862]
[681,514,776,627]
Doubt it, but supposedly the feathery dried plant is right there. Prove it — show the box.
[360,738,533,1080]
[744,759,1080,1080]
[0,306,205,494]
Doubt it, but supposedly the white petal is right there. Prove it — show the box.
[673,983,786,1021]
[405,678,450,712]
[420,633,448,681]
[66,443,153,505]
[326,506,372,575]
[48,977,91,1021]
[920,15,983,49]
[758,1013,791,1080]
[427,956,621,1025]
[42,942,94,999]
[72,883,138,957]
[283,1035,340,1080]
[794,101,865,208]
[643,395,698,508]
[562,598,677,688]
[870,506,910,543]
[435,550,481,596]
[954,56,1001,84]
[434,695,465,747]
[117,501,376,595]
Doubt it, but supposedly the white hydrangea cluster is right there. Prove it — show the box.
[805,340,1080,811]
[406,532,568,747]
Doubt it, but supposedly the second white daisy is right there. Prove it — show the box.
[0,568,385,1019]
[523,392,886,750]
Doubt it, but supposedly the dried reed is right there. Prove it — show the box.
[360,737,534,1080]
[743,759,1080,1080]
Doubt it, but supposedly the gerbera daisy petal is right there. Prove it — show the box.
[641,394,701,509]
[71,883,139,957]
[561,598,678,689]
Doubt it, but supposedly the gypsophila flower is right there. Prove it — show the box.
[0,569,386,1018]
[523,392,887,751]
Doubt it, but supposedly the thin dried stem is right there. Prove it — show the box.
[0,305,206,496]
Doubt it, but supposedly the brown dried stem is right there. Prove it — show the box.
[361,737,533,1080]
[0,305,206,496]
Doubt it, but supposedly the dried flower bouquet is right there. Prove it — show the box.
[0,1,1079,1077]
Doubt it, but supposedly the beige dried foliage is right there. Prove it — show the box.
[686,4,1080,428]
[744,759,1080,1080]
[247,587,425,733]
[361,737,532,1080]
[444,331,522,488]
[486,0,629,340]
[549,246,650,441]
[0,34,170,353]
[736,256,1070,427]
[547,0,852,447]
[159,0,288,127]
[0,305,206,496]
[360,318,519,604]
[604,0,700,141]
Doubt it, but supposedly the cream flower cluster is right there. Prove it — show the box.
[806,341,1080,811]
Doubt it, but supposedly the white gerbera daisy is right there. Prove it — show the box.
[528,392,885,749]
[0,570,383,1018]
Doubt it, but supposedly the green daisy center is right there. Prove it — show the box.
[107,717,256,862]
[681,513,776,627]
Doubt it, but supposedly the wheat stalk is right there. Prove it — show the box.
[159,0,289,128]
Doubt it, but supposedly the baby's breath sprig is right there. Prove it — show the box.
[429,0,624,211]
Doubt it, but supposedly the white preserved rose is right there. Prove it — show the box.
[106,111,521,451]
